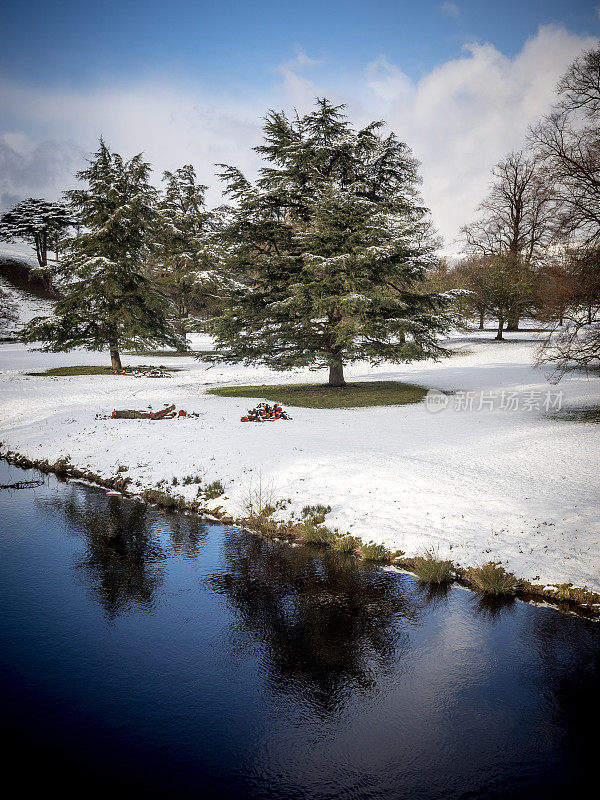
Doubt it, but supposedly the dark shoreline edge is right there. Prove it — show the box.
[1,447,598,621]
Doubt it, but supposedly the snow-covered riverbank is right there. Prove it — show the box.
[1,332,599,592]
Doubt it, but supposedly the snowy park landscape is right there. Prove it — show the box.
[1,3,600,798]
[1,315,599,595]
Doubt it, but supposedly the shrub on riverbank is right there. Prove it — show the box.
[3,449,599,615]
[412,551,454,584]
[360,541,393,561]
[334,535,360,554]
[202,480,225,500]
[301,504,332,524]
[142,488,187,511]
[296,521,336,545]
[467,562,517,595]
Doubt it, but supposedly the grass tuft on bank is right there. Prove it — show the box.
[208,381,429,409]
[467,562,517,596]
[412,550,455,584]
[27,365,182,376]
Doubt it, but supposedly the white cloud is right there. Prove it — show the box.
[276,46,324,109]
[363,25,597,248]
[439,3,460,18]
[0,25,596,248]
[0,135,82,209]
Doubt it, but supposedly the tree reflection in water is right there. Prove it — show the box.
[37,486,207,618]
[471,594,516,621]
[166,511,209,560]
[207,531,422,713]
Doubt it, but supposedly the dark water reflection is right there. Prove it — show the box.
[0,461,598,799]
[207,534,418,713]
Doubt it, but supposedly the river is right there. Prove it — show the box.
[0,460,597,798]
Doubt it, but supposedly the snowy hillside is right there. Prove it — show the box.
[0,277,55,336]
[0,241,44,269]
[0,243,56,337]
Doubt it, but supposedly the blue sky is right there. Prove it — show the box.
[1,1,599,246]
[1,1,598,88]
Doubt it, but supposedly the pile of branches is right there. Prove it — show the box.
[241,402,292,422]
[113,367,172,378]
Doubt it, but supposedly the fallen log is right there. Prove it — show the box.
[0,479,44,490]
[150,404,176,420]
[111,409,152,419]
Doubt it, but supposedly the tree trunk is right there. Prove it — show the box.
[110,343,122,371]
[40,270,53,293]
[328,357,345,387]
[495,316,504,341]
[41,231,47,268]
[34,232,48,268]
[175,316,187,346]
[479,310,485,330]
[506,311,519,331]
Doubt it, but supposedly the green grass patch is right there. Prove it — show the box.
[301,504,332,524]
[125,349,218,358]
[208,381,428,409]
[549,406,600,424]
[28,365,183,376]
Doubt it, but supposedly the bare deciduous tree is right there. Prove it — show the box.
[533,45,600,379]
[556,45,600,118]
[461,151,554,330]
[531,45,600,245]
[454,253,538,340]
[537,306,600,381]
[462,152,554,263]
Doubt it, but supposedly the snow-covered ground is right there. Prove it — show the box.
[1,329,599,592]
[0,277,55,335]
[0,241,42,268]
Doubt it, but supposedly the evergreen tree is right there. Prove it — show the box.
[22,139,184,369]
[209,99,450,386]
[0,285,17,333]
[0,197,74,287]
[148,165,216,340]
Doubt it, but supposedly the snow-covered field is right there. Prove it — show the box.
[1,328,599,592]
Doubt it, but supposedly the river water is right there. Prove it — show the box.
[0,460,597,798]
